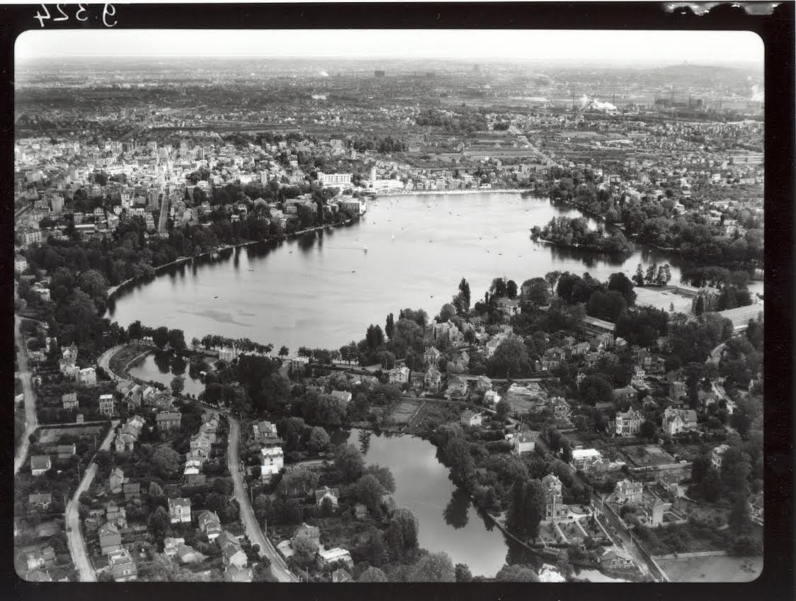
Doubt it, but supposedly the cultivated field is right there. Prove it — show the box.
[657,556,762,582]
[634,287,693,313]
[387,399,424,425]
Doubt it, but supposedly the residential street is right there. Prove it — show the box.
[226,416,297,582]
[14,315,39,475]
[65,420,119,582]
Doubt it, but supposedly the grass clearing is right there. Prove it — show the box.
[108,342,155,378]
[657,555,762,582]
[387,400,424,425]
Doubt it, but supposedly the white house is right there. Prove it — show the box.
[260,447,284,478]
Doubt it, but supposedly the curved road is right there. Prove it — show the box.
[65,420,119,582]
[14,316,39,475]
[226,416,297,582]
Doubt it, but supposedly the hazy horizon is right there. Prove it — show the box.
[16,29,763,69]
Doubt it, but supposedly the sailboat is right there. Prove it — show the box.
[392,234,395,242]
[363,245,368,254]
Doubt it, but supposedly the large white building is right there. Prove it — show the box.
[261,447,284,479]
[317,172,352,187]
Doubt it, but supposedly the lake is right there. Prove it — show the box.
[347,428,543,577]
[107,193,755,350]
[127,351,206,397]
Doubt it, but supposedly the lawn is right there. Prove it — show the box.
[657,555,762,583]
[38,424,106,445]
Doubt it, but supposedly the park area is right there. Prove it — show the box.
[38,423,107,445]
[633,287,693,313]
[657,555,762,582]
[621,444,677,468]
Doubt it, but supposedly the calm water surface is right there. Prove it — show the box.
[108,193,757,350]
[127,352,205,397]
[348,428,542,577]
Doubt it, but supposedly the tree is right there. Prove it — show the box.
[149,481,164,497]
[171,376,185,396]
[633,264,645,287]
[702,467,722,502]
[729,493,752,535]
[358,567,388,582]
[495,563,539,582]
[579,375,613,406]
[148,506,170,546]
[522,277,550,306]
[507,480,546,540]
[365,464,396,494]
[385,508,419,559]
[506,280,518,300]
[152,326,170,350]
[128,320,144,341]
[608,272,637,306]
[168,329,187,353]
[408,552,455,582]
[455,563,473,582]
[279,346,289,358]
[495,399,511,421]
[458,278,471,311]
[640,420,657,440]
[293,534,319,568]
[385,313,395,340]
[307,427,330,454]
[334,444,365,483]
[489,338,530,379]
[439,303,457,323]
[545,271,562,296]
[354,474,387,512]
[151,445,181,477]
[720,447,751,499]
[690,454,711,485]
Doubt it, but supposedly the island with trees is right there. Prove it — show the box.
[531,216,635,255]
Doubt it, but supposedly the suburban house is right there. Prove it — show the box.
[62,392,79,410]
[613,386,638,405]
[571,448,603,471]
[25,547,56,571]
[662,407,698,436]
[657,473,686,499]
[28,493,52,510]
[424,367,442,393]
[169,497,192,524]
[631,368,646,389]
[292,523,321,546]
[484,389,501,406]
[314,486,340,509]
[423,346,441,368]
[123,482,141,500]
[252,420,282,446]
[748,492,763,524]
[164,537,186,559]
[388,366,410,385]
[512,431,537,455]
[109,467,127,493]
[108,548,138,582]
[114,432,136,453]
[30,455,51,476]
[600,547,634,570]
[99,394,116,417]
[613,479,644,505]
[77,367,96,385]
[474,375,492,392]
[98,522,123,555]
[460,410,483,428]
[156,411,182,431]
[330,390,352,405]
[56,444,76,460]
[615,409,643,437]
[106,502,127,529]
[197,510,223,540]
[496,297,521,317]
[549,397,572,422]
[219,533,248,569]
[353,504,368,520]
[446,375,469,399]
[261,446,284,478]
[224,565,253,583]
[175,544,205,565]
[711,444,730,470]
[570,341,591,357]
[317,547,353,570]
[541,474,568,521]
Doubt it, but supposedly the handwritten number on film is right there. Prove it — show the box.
[34,4,117,27]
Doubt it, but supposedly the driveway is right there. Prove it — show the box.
[14,316,39,475]
[65,420,119,582]
[227,416,297,582]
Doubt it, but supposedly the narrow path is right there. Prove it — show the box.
[14,315,39,475]
[226,415,297,582]
[65,420,119,582]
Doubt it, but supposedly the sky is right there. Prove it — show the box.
[16,29,763,67]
